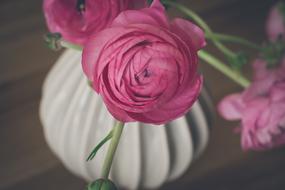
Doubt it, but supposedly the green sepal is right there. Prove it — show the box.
[261,38,285,69]
[44,32,62,51]
[88,80,93,88]
[86,130,113,161]
[227,52,248,71]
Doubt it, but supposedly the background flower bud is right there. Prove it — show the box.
[266,2,285,41]
[43,0,147,45]
[88,179,117,190]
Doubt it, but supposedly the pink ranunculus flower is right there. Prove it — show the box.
[82,0,206,124]
[218,58,285,151]
[43,0,146,45]
[266,2,285,41]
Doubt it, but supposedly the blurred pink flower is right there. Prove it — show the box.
[43,0,146,45]
[218,58,285,151]
[82,0,206,124]
[266,2,285,41]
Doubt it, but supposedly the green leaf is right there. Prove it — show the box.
[86,130,113,161]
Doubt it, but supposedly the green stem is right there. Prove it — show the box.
[198,50,250,88]
[164,0,236,58]
[165,1,211,33]
[211,36,236,58]
[60,40,83,51]
[101,121,125,179]
[207,33,261,50]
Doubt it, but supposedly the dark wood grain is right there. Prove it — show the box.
[1,0,284,190]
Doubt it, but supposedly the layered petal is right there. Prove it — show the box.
[111,0,168,28]
[170,18,206,51]
[127,75,202,124]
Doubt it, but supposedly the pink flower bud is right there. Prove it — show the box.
[266,2,285,41]
[43,0,146,45]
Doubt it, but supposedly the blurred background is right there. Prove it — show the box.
[1,0,284,189]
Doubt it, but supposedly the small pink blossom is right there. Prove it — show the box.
[218,58,285,151]
[43,0,146,45]
[82,0,206,124]
[266,2,285,41]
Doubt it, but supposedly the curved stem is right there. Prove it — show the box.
[165,1,211,33]
[101,121,125,179]
[198,50,250,88]
[164,0,236,58]
[211,37,236,58]
[207,33,261,50]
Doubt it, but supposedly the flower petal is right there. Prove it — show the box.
[128,75,203,124]
[170,18,206,51]
[217,93,244,120]
[111,0,168,28]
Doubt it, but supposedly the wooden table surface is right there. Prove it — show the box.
[1,0,285,189]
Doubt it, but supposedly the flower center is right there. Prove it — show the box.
[143,68,150,77]
[135,68,151,83]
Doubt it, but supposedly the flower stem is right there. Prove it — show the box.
[198,50,250,88]
[165,0,211,32]
[207,33,261,50]
[60,40,83,51]
[101,121,125,179]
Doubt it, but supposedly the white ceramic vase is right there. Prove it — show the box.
[40,49,212,190]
